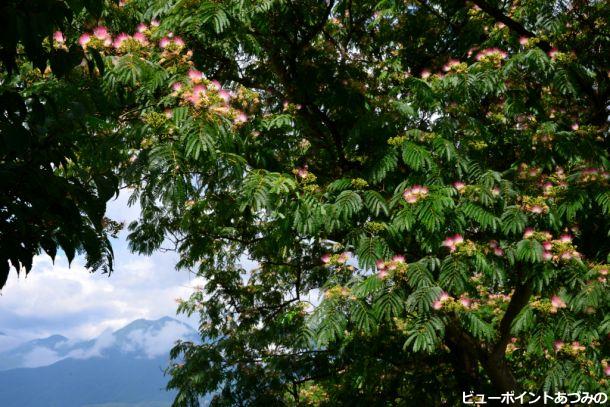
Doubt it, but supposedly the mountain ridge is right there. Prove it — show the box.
[0,316,201,407]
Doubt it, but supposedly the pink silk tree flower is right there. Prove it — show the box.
[218,90,231,103]
[159,37,171,48]
[551,295,566,309]
[53,31,65,43]
[173,37,185,47]
[392,255,405,263]
[78,33,91,47]
[113,33,129,49]
[188,69,203,82]
[133,32,147,44]
[93,26,109,40]
[234,112,248,124]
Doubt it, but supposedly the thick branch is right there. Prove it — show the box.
[490,282,532,360]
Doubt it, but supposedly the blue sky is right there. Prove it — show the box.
[0,191,206,351]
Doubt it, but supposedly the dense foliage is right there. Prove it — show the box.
[0,0,125,287]
[4,0,610,405]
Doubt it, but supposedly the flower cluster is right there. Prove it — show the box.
[553,340,586,355]
[442,59,463,72]
[57,22,250,126]
[578,167,610,183]
[488,240,504,256]
[517,163,542,179]
[432,291,451,310]
[453,181,466,193]
[321,252,349,266]
[550,295,567,313]
[523,229,580,262]
[403,185,429,204]
[324,285,353,300]
[432,292,475,311]
[376,255,406,279]
[442,234,464,253]
[475,47,508,62]
[520,195,550,214]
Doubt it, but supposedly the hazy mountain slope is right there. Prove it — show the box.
[0,317,201,407]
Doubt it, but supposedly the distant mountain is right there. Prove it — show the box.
[0,317,203,407]
[0,317,198,371]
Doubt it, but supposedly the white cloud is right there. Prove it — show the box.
[0,191,204,344]
[68,329,117,359]
[124,320,193,358]
[22,347,64,368]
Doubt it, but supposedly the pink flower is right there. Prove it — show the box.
[476,48,508,61]
[439,292,450,302]
[234,111,248,124]
[553,340,564,351]
[173,37,185,47]
[560,252,573,260]
[459,297,472,308]
[432,300,443,310]
[548,48,559,59]
[378,269,388,279]
[375,260,386,270]
[488,240,498,248]
[523,228,535,239]
[296,167,308,178]
[208,80,221,91]
[452,234,464,245]
[321,254,331,264]
[494,247,504,257]
[519,36,529,45]
[442,237,456,252]
[453,181,466,192]
[137,23,147,33]
[188,69,203,82]
[551,295,566,309]
[421,69,431,79]
[392,255,405,263]
[192,84,206,97]
[542,241,552,251]
[133,32,147,44]
[559,234,572,243]
[403,191,417,204]
[442,59,460,72]
[53,31,65,43]
[171,82,183,92]
[218,89,231,103]
[491,187,500,196]
[159,37,171,48]
[164,108,173,118]
[571,341,585,352]
[337,252,349,264]
[571,123,579,131]
[78,33,91,47]
[543,251,553,261]
[530,205,544,214]
[605,365,610,376]
[93,26,109,40]
[599,268,608,276]
[151,19,160,27]
[113,33,129,48]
